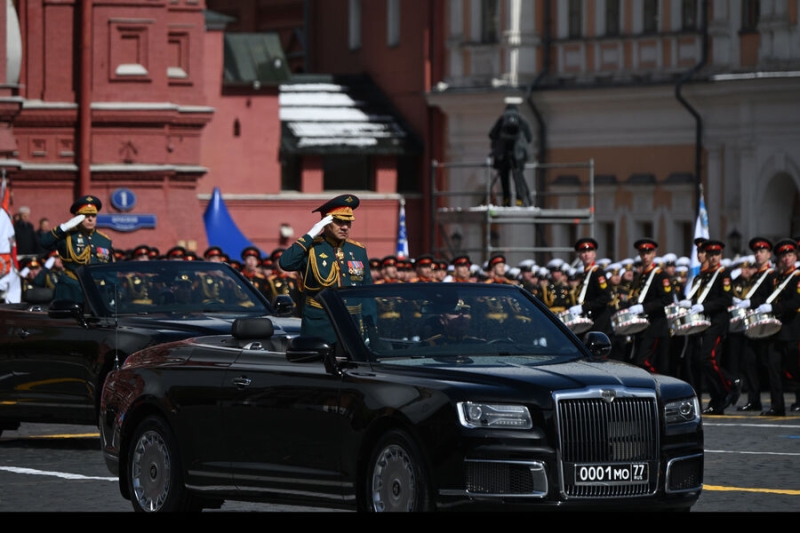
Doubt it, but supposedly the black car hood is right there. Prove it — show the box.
[381,356,662,394]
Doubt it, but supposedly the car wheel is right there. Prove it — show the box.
[365,429,433,512]
[127,415,199,512]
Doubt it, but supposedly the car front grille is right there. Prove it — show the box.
[556,391,660,498]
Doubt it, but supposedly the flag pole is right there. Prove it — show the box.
[396,197,409,259]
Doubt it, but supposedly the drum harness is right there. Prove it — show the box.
[686,267,722,305]
[575,265,596,307]
[636,266,659,305]
[743,268,772,300]
[765,269,800,305]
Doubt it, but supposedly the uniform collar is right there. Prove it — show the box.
[323,234,345,247]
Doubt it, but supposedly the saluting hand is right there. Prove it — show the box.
[60,214,85,232]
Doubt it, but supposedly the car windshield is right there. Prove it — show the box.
[331,284,582,361]
[83,261,272,316]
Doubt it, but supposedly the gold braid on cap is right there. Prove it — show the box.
[307,247,340,289]
[64,234,92,265]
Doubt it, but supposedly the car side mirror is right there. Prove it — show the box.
[584,331,612,359]
[48,299,88,328]
[286,336,339,374]
[273,294,295,317]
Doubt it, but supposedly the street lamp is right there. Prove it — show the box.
[727,227,742,258]
[450,230,463,253]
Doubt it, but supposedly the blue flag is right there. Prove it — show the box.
[685,191,709,297]
[396,198,409,259]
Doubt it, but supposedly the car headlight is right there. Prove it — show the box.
[457,401,532,429]
[664,396,700,424]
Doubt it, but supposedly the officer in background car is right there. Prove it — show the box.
[40,195,113,302]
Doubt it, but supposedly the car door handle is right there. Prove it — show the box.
[232,376,252,389]
[16,329,30,339]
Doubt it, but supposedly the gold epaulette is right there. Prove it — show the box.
[95,229,112,240]
[345,238,366,249]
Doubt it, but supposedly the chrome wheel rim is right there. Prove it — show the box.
[370,443,417,512]
[130,429,171,512]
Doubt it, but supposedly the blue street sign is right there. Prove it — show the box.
[96,214,156,232]
[110,188,137,212]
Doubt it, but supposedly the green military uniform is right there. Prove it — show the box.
[240,246,270,299]
[39,195,113,303]
[279,194,373,343]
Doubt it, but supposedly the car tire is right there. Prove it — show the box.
[364,429,433,512]
[127,415,200,512]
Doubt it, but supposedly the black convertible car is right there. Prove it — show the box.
[0,260,299,436]
[100,283,703,513]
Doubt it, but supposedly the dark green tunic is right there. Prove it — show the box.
[40,226,113,302]
[279,232,372,343]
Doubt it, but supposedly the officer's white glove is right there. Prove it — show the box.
[569,304,583,315]
[733,297,741,305]
[628,304,644,315]
[44,256,56,270]
[307,215,334,238]
[19,267,30,278]
[690,303,704,315]
[678,299,692,309]
[736,298,750,310]
[59,214,85,232]
[756,303,772,314]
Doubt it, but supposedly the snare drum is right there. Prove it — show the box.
[743,311,781,339]
[665,303,684,320]
[728,305,748,334]
[557,310,594,335]
[611,308,649,336]
[669,311,711,336]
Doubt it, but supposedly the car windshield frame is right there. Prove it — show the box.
[319,283,584,364]
[79,260,273,317]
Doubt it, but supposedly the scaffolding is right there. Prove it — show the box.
[430,158,595,266]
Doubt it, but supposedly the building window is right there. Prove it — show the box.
[600,222,616,261]
[481,0,499,44]
[643,0,658,34]
[606,0,620,37]
[167,30,190,84]
[568,0,583,39]
[109,21,152,81]
[678,220,693,257]
[281,155,301,192]
[681,0,697,31]
[387,0,400,47]
[349,0,362,50]
[397,155,420,193]
[324,155,372,190]
[636,221,654,244]
[741,0,760,32]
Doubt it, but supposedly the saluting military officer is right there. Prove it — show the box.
[279,194,372,343]
[39,195,113,302]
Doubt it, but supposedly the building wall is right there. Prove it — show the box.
[430,0,800,266]
[5,0,797,266]
[6,1,213,255]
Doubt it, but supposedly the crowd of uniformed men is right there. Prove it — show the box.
[11,194,800,417]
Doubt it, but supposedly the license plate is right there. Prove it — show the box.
[573,463,649,485]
